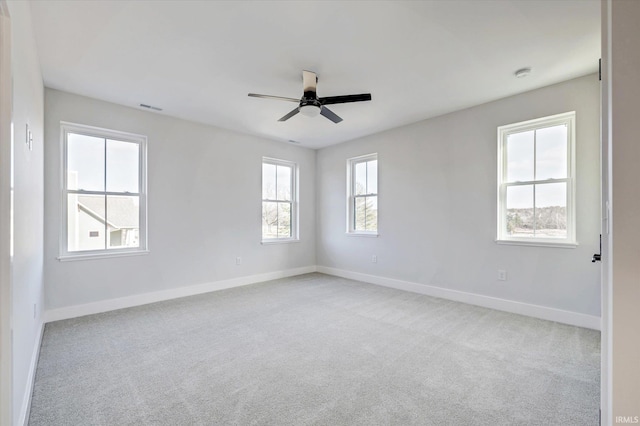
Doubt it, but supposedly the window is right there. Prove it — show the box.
[347,153,378,234]
[497,112,576,246]
[262,158,297,242]
[60,122,147,259]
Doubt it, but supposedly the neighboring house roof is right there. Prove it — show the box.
[77,195,139,229]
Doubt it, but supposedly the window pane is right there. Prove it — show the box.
[536,125,567,180]
[367,160,378,194]
[354,197,366,231]
[67,133,105,191]
[106,196,140,249]
[262,163,276,200]
[276,165,291,201]
[67,194,106,251]
[262,201,278,239]
[506,185,534,237]
[354,196,378,231]
[106,140,139,193]
[506,130,534,182]
[354,162,367,195]
[535,182,567,238]
[365,196,378,232]
[277,202,291,238]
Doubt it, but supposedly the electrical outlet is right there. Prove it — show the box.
[236,256,242,265]
[372,255,377,263]
[497,269,507,281]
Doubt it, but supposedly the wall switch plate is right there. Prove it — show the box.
[26,123,33,151]
[236,257,242,265]
[498,270,507,281]
[372,255,377,263]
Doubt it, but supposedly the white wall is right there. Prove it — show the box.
[317,74,601,318]
[5,1,45,424]
[607,0,640,421]
[43,89,316,311]
[0,6,11,424]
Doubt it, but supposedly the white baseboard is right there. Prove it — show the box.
[19,319,44,426]
[316,266,601,331]
[44,266,317,323]
[43,264,600,330]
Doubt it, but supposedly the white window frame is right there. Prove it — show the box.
[346,153,378,236]
[261,157,298,243]
[59,122,148,260]
[497,111,576,247]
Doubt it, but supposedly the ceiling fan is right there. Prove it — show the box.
[248,70,372,123]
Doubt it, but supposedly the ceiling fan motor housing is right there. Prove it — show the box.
[300,94,321,107]
[299,99,322,117]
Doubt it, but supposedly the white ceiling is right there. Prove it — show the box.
[28,0,600,149]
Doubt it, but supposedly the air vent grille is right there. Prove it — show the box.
[139,103,163,111]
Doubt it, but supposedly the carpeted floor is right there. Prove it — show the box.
[28,273,600,425]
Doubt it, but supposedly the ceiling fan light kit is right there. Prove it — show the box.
[299,104,321,117]
[248,70,372,123]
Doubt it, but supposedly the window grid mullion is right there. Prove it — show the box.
[289,169,293,237]
[533,129,537,237]
[503,180,568,189]
[275,197,280,238]
[289,201,293,237]
[353,195,360,230]
[351,163,355,230]
[504,178,568,187]
[274,165,278,206]
[103,137,107,250]
[67,190,141,196]
[364,196,368,230]
[365,161,369,196]
[352,163,356,197]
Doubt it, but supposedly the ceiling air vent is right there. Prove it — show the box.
[139,103,163,111]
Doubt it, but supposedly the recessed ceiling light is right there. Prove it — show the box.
[515,67,532,78]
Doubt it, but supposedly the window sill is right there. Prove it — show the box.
[261,239,300,245]
[58,249,150,262]
[495,239,578,249]
[346,232,379,238]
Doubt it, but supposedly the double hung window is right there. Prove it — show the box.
[262,158,297,241]
[347,153,378,234]
[61,122,147,259]
[497,112,576,246]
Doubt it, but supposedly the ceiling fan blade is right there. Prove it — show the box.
[248,93,299,103]
[302,70,317,95]
[320,107,343,123]
[319,94,372,105]
[278,107,300,122]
